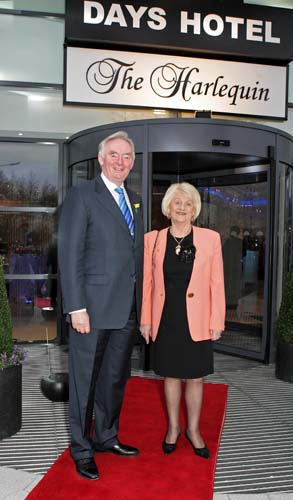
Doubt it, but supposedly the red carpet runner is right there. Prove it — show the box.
[27,377,228,500]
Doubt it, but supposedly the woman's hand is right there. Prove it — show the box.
[140,324,152,344]
[210,329,222,341]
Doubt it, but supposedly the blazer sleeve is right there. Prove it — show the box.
[209,232,226,331]
[58,187,88,314]
[140,231,158,326]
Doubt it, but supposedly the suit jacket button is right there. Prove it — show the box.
[188,293,194,298]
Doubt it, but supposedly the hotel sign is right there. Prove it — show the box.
[65,47,287,119]
[65,0,293,63]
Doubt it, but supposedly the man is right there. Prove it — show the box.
[58,131,144,480]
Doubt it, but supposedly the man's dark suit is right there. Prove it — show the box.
[58,174,143,460]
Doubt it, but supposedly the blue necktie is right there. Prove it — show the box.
[115,187,135,239]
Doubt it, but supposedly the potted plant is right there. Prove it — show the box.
[275,269,293,383]
[0,257,27,439]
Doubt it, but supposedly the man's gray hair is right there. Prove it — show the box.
[98,131,135,160]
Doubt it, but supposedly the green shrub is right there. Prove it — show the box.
[0,257,13,359]
[0,257,26,369]
[276,270,293,343]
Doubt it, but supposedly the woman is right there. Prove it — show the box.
[140,182,225,458]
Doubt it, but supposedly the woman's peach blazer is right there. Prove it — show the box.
[141,226,226,342]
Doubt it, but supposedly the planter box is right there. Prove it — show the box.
[275,342,293,383]
[0,364,22,439]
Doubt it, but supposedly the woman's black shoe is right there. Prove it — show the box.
[162,432,181,454]
[185,431,210,459]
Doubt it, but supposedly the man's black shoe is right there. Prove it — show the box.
[95,441,139,457]
[75,457,99,480]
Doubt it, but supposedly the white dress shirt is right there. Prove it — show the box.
[101,172,133,216]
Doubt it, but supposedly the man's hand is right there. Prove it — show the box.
[71,311,90,334]
[140,324,152,344]
[210,330,222,341]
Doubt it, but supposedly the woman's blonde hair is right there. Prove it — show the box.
[161,182,201,222]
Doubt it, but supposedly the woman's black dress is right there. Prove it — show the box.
[152,229,214,379]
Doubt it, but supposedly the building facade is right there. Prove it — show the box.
[0,1,292,365]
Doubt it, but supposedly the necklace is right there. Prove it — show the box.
[170,229,191,255]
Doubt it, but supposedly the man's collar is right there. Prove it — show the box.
[100,172,124,192]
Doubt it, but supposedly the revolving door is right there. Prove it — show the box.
[150,152,271,360]
[63,118,293,365]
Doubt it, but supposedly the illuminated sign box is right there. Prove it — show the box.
[65,1,293,63]
[65,46,287,120]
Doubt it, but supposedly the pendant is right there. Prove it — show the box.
[175,244,181,255]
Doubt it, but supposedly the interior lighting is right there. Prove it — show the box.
[37,142,56,145]
[153,109,166,115]
[198,186,267,206]
[28,95,48,102]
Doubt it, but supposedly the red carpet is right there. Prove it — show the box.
[26,377,228,500]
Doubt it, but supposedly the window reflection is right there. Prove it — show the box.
[1,211,58,342]
[0,140,59,342]
[126,154,142,195]
[70,159,98,187]
[198,181,267,352]
[6,278,57,343]
[0,211,57,271]
[0,142,58,207]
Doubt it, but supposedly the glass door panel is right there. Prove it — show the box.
[194,172,268,355]
[1,210,58,343]
[0,140,59,343]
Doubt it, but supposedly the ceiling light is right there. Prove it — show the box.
[37,142,56,145]
[153,109,166,115]
[28,95,48,102]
